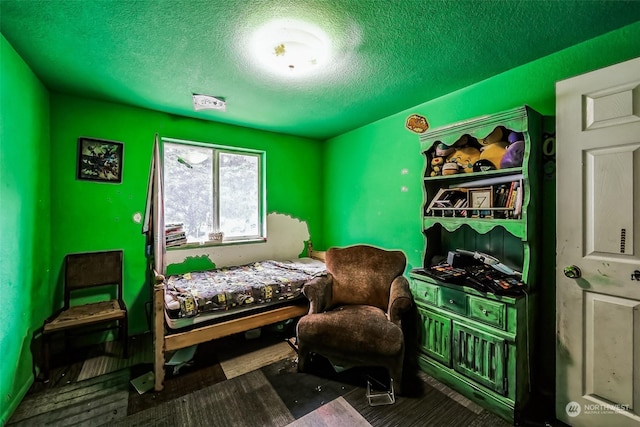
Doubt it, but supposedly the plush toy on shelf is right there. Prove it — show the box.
[446,145,481,174]
[473,159,496,172]
[500,131,525,168]
[442,160,460,176]
[430,153,446,176]
[435,141,456,157]
[476,126,511,170]
[478,141,508,170]
[478,126,508,146]
[429,140,461,176]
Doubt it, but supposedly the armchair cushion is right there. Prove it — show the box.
[298,305,403,359]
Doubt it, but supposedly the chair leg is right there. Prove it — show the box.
[297,343,310,372]
[121,317,128,358]
[42,333,51,382]
[389,364,403,395]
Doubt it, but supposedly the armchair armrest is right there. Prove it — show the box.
[388,276,413,326]
[302,274,333,314]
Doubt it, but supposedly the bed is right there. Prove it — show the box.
[151,243,326,391]
[145,137,325,391]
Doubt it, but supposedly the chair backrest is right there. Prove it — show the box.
[64,250,123,307]
[326,245,406,311]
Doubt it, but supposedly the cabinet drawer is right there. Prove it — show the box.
[438,287,467,315]
[467,296,506,329]
[413,279,438,306]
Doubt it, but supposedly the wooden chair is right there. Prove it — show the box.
[42,250,128,379]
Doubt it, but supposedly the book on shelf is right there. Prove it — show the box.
[426,188,468,215]
[513,185,523,218]
[494,184,509,209]
[427,177,525,220]
[504,181,515,211]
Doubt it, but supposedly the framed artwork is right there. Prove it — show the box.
[77,137,123,183]
[468,186,493,218]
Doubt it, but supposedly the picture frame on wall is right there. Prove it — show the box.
[77,137,123,183]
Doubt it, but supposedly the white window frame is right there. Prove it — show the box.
[162,137,266,247]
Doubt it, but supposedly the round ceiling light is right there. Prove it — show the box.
[248,19,332,77]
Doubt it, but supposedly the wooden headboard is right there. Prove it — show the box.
[307,241,326,262]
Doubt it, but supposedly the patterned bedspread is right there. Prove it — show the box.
[164,258,325,319]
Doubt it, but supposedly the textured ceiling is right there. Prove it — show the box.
[1,0,640,140]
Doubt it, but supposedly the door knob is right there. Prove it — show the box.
[564,265,582,279]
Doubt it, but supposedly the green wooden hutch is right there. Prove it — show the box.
[410,106,542,423]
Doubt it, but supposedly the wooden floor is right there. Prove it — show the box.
[8,329,545,427]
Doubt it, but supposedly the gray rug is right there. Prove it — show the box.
[109,369,295,427]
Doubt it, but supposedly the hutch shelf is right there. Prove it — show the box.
[410,105,542,423]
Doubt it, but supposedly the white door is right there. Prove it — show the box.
[556,56,640,427]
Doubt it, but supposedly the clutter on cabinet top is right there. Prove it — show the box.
[412,249,524,296]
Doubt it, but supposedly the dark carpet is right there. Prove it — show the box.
[9,331,514,427]
[9,369,130,426]
[111,369,294,427]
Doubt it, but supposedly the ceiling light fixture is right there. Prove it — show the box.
[248,18,332,77]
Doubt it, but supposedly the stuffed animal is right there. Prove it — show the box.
[435,142,456,157]
[474,126,511,170]
[508,131,524,144]
[479,141,508,170]
[442,160,460,176]
[430,154,446,176]
[478,126,508,146]
[473,159,496,172]
[446,145,481,174]
[501,134,525,168]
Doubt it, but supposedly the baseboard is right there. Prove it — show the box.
[1,372,33,425]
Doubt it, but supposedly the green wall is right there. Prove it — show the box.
[0,35,51,423]
[3,19,640,425]
[322,21,640,400]
[324,21,640,265]
[49,94,325,336]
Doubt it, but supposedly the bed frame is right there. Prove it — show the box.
[151,243,326,391]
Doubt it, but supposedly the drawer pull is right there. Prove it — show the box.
[449,299,455,304]
[482,309,488,315]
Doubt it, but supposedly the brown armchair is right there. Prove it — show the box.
[296,245,413,394]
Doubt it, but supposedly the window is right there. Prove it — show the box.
[163,138,265,245]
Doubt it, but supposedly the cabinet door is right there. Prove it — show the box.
[452,322,507,395]
[418,308,451,366]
